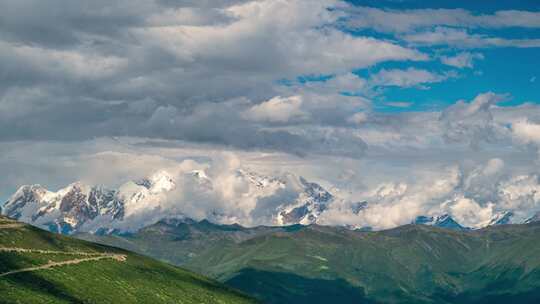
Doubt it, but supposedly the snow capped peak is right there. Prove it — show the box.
[2,181,123,234]
[276,176,334,225]
[414,214,465,230]
[10,184,50,201]
[148,170,176,193]
[237,169,286,189]
[525,211,540,224]
[132,170,176,194]
[3,184,53,219]
[489,211,514,226]
[57,181,91,196]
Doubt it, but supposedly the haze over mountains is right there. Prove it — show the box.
[3,166,540,236]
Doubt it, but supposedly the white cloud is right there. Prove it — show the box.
[440,52,484,68]
[344,6,540,33]
[440,92,509,147]
[243,95,308,123]
[447,197,494,228]
[347,112,369,125]
[403,27,540,48]
[369,68,456,88]
[512,120,540,145]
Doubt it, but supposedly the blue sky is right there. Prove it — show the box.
[348,0,540,11]
[292,0,540,112]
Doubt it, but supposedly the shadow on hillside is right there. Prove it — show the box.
[225,268,377,304]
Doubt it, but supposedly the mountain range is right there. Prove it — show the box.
[78,217,540,303]
[1,170,342,234]
[3,170,537,236]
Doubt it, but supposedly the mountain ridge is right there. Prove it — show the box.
[78,217,540,303]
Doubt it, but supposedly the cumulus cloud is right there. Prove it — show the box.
[512,120,540,145]
[319,157,540,230]
[439,92,509,148]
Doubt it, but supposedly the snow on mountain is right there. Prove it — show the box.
[2,182,124,234]
[276,176,334,225]
[5,166,540,235]
[525,211,540,224]
[488,211,514,226]
[1,168,346,234]
[1,171,180,234]
[413,214,466,230]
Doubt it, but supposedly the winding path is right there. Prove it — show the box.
[0,248,126,277]
[0,223,25,229]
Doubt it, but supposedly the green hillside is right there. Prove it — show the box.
[81,219,540,303]
[0,216,255,304]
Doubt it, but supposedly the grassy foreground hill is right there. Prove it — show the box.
[0,216,255,304]
[81,218,540,303]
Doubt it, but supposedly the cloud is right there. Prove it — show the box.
[512,119,540,158]
[243,95,308,123]
[0,0,425,149]
[344,6,540,33]
[440,52,484,68]
[512,120,540,145]
[447,197,495,228]
[402,27,540,48]
[369,67,457,88]
[439,92,509,148]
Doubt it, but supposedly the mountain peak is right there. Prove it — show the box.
[414,214,466,230]
[489,211,514,226]
[148,170,176,193]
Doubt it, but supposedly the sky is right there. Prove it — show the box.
[1,0,540,229]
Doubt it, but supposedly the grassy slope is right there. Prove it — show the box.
[0,216,255,304]
[82,220,540,303]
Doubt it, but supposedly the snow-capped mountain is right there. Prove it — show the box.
[7,167,535,235]
[1,171,181,234]
[488,211,514,226]
[413,214,466,230]
[1,169,342,234]
[276,177,334,225]
[525,211,540,224]
[2,182,124,234]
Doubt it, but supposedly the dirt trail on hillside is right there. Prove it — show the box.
[0,247,107,256]
[0,223,25,229]
[0,248,126,277]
